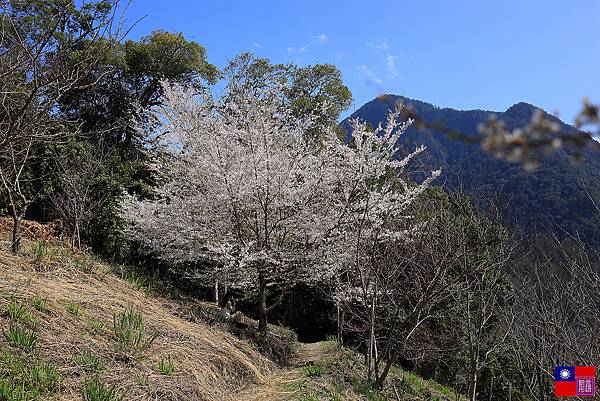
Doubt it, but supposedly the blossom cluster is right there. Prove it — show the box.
[121,77,440,294]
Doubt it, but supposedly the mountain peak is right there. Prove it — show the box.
[504,102,541,116]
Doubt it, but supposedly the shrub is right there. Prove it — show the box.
[73,350,104,373]
[3,325,37,350]
[112,306,157,355]
[156,356,175,375]
[255,329,298,366]
[81,377,125,401]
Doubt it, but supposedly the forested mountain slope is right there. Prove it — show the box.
[343,95,600,243]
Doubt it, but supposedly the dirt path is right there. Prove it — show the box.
[232,342,336,401]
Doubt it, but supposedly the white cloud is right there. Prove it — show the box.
[375,38,388,50]
[287,34,328,55]
[313,33,328,44]
[252,42,262,49]
[386,54,398,77]
[357,65,383,85]
[366,38,389,52]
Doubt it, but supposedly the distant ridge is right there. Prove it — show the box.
[342,95,600,244]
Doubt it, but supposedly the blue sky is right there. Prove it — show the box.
[123,0,600,123]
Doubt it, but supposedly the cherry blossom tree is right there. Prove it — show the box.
[122,56,440,335]
[122,57,343,332]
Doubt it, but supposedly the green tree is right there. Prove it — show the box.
[287,63,352,141]
[220,53,352,142]
[53,30,219,256]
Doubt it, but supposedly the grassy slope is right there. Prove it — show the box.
[0,221,463,401]
[0,231,272,401]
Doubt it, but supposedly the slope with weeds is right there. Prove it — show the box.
[0,231,273,401]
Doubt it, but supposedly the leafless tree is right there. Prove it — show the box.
[450,207,515,401]
[50,142,108,250]
[340,192,515,391]
[0,0,126,252]
[509,235,600,400]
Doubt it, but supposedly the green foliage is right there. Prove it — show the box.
[67,301,81,317]
[72,252,102,273]
[112,306,157,355]
[3,326,37,350]
[30,294,48,313]
[295,392,321,401]
[88,318,105,335]
[302,363,326,378]
[122,268,152,292]
[349,379,386,401]
[73,350,104,373]
[287,63,352,140]
[0,351,60,401]
[325,335,337,343]
[32,241,48,264]
[395,370,426,397]
[124,30,219,89]
[156,356,175,376]
[5,299,35,326]
[134,373,148,389]
[81,377,125,401]
[4,299,26,320]
[224,54,352,145]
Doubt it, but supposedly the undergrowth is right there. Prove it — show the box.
[157,356,175,375]
[112,306,157,356]
[0,351,60,400]
[81,377,126,401]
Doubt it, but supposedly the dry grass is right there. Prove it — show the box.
[0,231,273,401]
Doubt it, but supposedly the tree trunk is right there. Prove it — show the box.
[367,291,377,380]
[337,305,344,345]
[11,211,24,254]
[468,366,478,401]
[258,274,268,334]
[214,275,220,305]
[376,351,397,389]
[72,221,81,251]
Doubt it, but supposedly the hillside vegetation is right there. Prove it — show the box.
[0,222,464,401]
[0,224,273,401]
[4,2,600,399]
